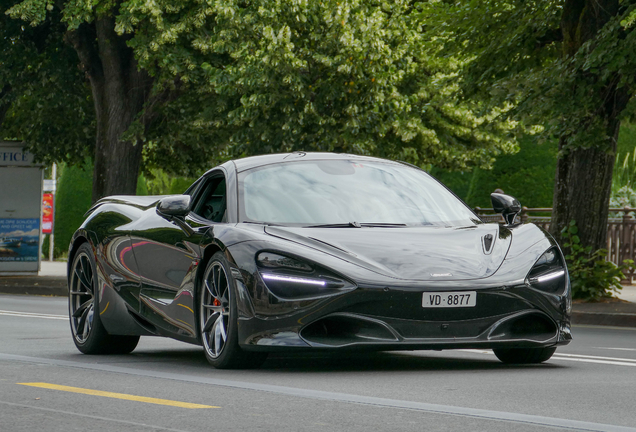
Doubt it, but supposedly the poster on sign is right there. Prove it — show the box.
[0,219,39,261]
[42,193,54,234]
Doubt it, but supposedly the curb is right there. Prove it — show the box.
[0,277,67,297]
[571,299,636,328]
[571,311,636,328]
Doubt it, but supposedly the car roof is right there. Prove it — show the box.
[228,152,403,173]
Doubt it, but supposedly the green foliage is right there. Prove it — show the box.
[138,96,229,179]
[610,185,636,209]
[617,122,636,155]
[169,177,195,194]
[142,170,171,195]
[432,136,557,207]
[41,232,50,258]
[426,1,636,153]
[610,123,636,207]
[435,121,636,209]
[561,221,632,301]
[4,0,216,180]
[612,123,636,193]
[4,0,522,182]
[0,2,94,165]
[142,168,197,195]
[53,161,93,258]
[119,0,517,170]
[4,0,52,26]
[613,150,636,194]
[136,174,148,196]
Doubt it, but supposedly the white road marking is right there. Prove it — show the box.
[0,310,67,320]
[460,349,492,355]
[594,347,636,352]
[555,353,636,363]
[1,353,635,432]
[0,400,193,432]
[459,349,636,367]
[573,324,636,331]
[553,357,636,367]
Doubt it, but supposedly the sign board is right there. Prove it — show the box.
[0,219,40,262]
[0,141,43,274]
[43,179,56,192]
[42,193,54,234]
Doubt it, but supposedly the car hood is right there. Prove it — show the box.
[264,224,512,281]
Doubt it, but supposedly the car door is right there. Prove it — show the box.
[131,171,228,340]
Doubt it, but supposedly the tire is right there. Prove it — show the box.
[68,243,139,355]
[199,252,267,369]
[493,347,556,364]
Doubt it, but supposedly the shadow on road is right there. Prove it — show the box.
[84,347,566,373]
[261,351,565,373]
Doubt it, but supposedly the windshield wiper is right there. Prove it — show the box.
[305,222,361,228]
[359,223,407,227]
[304,222,407,228]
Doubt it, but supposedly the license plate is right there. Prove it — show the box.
[422,291,477,308]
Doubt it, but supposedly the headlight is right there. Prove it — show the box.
[256,251,355,300]
[526,247,567,294]
[256,252,313,272]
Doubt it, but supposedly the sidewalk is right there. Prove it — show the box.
[0,261,67,296]
[571,285,636,328]
[1,261,636,328]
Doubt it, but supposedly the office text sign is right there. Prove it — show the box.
[0,148,35,166]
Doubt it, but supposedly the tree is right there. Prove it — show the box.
[4,0,185,201]
[114,0,517,169]
[427,0,636,252]
[5,0,518,201]
[0,1,93,164]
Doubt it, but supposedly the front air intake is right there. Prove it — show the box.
[301,314,398,347]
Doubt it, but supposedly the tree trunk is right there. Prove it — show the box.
[549,0,624,250]
[550,125,618,249]
[66,17,153,202]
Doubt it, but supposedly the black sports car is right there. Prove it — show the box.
[68,152,572,368]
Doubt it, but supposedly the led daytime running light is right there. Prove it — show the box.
[262,273,326,286]
[532,269,565,284]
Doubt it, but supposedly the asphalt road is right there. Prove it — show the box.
[1,294,635,432]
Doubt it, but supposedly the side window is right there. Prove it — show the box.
[184,178,203,196]
[193,176,227,223]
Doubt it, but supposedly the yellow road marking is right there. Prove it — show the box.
[17,383,218,409]
[99,301,110,315]
[177,303,193,313]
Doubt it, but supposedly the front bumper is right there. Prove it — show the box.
[236,281,572,351]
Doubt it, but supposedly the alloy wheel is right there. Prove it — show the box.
[69,251,95,344]
[201,261,231,359]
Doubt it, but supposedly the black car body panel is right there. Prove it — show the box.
[68,153,571,356]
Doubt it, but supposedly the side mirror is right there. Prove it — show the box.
[157,195,191,219]
[490,193,521,225]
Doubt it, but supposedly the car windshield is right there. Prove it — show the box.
[238,159,480,227]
